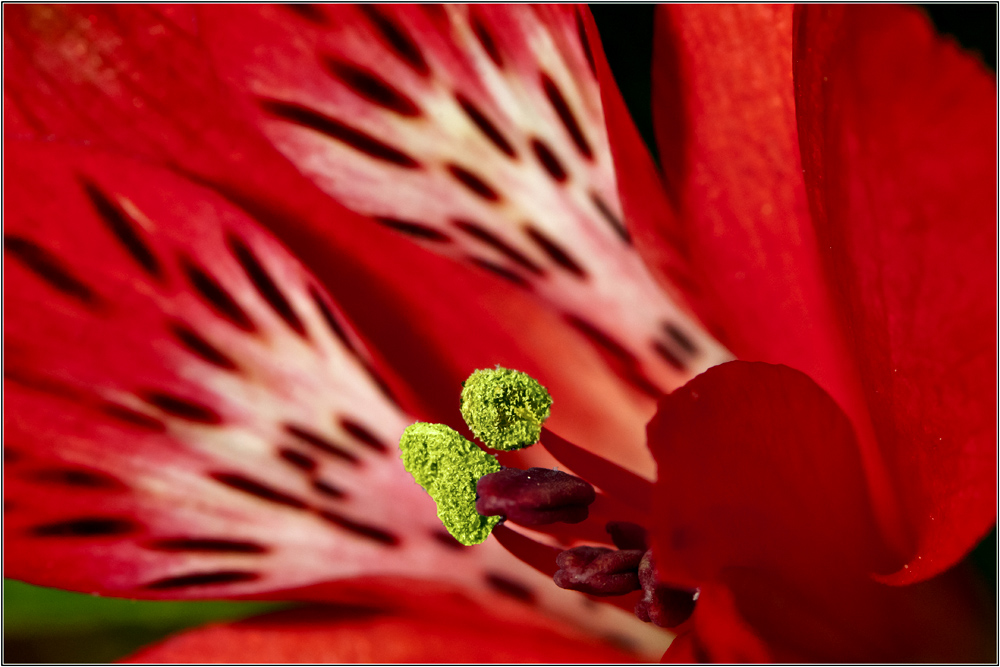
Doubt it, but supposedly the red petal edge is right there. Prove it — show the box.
[647,361,992,661]
[793,4,997,584]
[123,579,638,663]
[646,6,912,553]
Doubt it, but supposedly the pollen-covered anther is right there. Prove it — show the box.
[460,367,552,451]
[552,545,644,596]
[634,549,697,628]
[399,422,501,546]
[476,467,595,526]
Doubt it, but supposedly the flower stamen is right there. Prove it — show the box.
[634,550,697,628]
[476,467,595,526]
[553,545,644,596]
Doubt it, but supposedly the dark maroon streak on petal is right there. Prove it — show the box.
[540,73,593,159]
[562,314,660,397]
[652,340,686,371]
[146,538,268,554]
[145,571,260,590]
[179,257,257,332]
[456,94,517,158]
[430,529,466,551]
[372,216,453,243]
[588,191,631,244]
[446,165,502,202]
[226,233,308,338]
[4,367,83,400]
[531,138,569,183]
[283,423,360,464]
[5,236,104,308]
[282,4,328,26]
[339,418,390,453]
[575,9,598,76]
[278,448,318,472]
[26,468,127,491]
[358,5,430,76]
[32,517,139,538]
[321,56,422,118]
[259,98,422,168]
[468,257,532,289]
[79,178,165,281]
[485,572,537,604]
[452,219,544,275]
[98,403,168,432]
[470,9,504,67]
[141,391,222,424]
[210,472,310,510]
[306,285,357,354]
[167,321,240,371]
[317,510,400,546]
[525,225,587,278]
[663,321,699,355]
[311,479,347,500]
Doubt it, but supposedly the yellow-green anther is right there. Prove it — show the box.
[432,452,503,545]
[400,422,462,491]
[460,367,552,451]
[399,422,502,545]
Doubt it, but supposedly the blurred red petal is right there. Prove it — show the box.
[3,140,441,597]
[124,582,639,663]
[2,3,669,475]
[2,143,673,656]
[197,4,731,400]
[793,4,997,584]
[649,5,857,417]
[574,9,704,324]
[647,362,992,660]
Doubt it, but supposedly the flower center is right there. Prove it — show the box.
[398,365,697,628]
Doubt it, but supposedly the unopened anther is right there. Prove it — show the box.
[553,545,644,596]
[634,549,697,628]
[476,467,595,526]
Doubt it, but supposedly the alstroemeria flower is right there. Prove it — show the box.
[4,4,994,662]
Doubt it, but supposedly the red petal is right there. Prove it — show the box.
[793,4,997,584]
[124,580,639,663]
[648,5,891,524]
[648,362,886,584]
[3,140,427,597]
[647,362,992,660]
[2,141,675,657]
[2,3,668,476]
[575,9,703,328]
[197,4,731,398]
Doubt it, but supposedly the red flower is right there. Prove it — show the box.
[4,4,994,662]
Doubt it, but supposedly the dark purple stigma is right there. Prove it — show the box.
[552,546,644,596]
[476,467,595,526]
[634,549,697,628]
